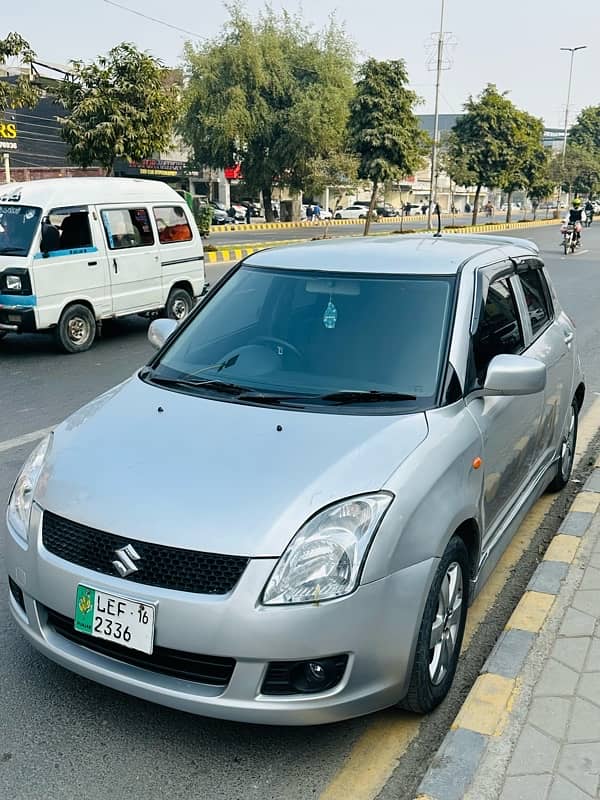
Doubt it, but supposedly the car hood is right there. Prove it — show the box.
[36,377,429,557]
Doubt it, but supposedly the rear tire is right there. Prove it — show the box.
[166,287,193,321]
[398,536,470,714]
[563,239,569,255]
[547,400,578,492]
[55,304,96,353]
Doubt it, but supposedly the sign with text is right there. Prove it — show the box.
[0,121,17,150]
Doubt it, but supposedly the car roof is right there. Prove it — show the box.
[243,233,540,276]
[0,177,182,209]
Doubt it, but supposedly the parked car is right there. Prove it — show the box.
[0,177,204,352]
[6,234,583,725]
[376,205,401,218]
[334,205,378,220]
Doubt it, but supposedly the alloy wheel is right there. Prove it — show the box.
[429,561,464,686]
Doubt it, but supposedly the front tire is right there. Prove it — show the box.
[547,400,578,492]
[399,536,470,714]
[55,304,96,353]
[166,287,193,321]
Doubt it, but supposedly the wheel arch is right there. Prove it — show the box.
[168,280,194,299]
[58,298,97,323]
[574,381,585,412]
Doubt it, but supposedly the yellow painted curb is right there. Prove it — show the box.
[506,591,555,633]
[570,491,600,514]
[544,534,580,564]
[451,673,515,736]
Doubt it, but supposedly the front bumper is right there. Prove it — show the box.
[5,505,437,725]
[0,303,36,333]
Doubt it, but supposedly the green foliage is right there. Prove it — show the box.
[180,4,356,220]
[448,85,527,223]
[568,106,600,153]
[348,58,429,233]
[195,204,213,237]
[550,144,600,197]
[0,33,40,109]
[499,110,547,221]
[57,43,180,174]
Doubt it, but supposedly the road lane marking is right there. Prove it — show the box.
[0,426,53,454]
[319,395,600,800]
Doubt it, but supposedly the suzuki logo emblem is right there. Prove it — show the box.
[112,544,141,578]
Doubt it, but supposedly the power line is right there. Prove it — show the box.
[102,0,202,38]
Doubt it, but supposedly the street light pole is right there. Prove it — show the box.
[561,45,586,163]
[427,0,446,231]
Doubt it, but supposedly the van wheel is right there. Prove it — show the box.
[166,288,193,321]
[398,536,469,714]
[547,400,578,492]
[56,304,96,353]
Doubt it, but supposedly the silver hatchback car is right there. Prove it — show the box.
[6,234,584,725]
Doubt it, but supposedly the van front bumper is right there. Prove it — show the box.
[0,303,36,333]
[5,505,437,726]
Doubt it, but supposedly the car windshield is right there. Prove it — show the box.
[0,205,42,255]
[147,266,456,412]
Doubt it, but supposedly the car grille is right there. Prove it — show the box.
[42,511,249,595]
[46,607,236,686]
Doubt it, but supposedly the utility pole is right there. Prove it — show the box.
[556,45,586,212]
[3,153,10,183]
[427,0,446,231]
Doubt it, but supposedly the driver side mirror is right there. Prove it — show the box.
[482,354,546,397]
[40,220,60,256]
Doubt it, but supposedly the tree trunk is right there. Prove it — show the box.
[363,180,378,236]
[506,191,512,224]
[472,185,481,225]
[263,184,274,222]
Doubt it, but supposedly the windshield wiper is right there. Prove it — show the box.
[318,390,417,404]
[0,247,27,255]
[146,374,246,395]
[235,391,317,405]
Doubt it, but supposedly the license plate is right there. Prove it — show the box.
[74,585,156,655]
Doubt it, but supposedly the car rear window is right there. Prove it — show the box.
[153,206,193,244]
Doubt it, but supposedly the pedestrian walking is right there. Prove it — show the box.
[313,203,321,222]
[245,204,252,225]
[306,204,314,222]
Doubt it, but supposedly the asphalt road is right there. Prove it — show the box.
[1,222,599,800]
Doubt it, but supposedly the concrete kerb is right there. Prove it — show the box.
[204,218,560,263]
[415,461,600,800]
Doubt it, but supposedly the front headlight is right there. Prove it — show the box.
[5,275,22,291]
[6,435,51,541]
[262,493,393,605]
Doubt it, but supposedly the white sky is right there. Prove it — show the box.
[5,0,600,129]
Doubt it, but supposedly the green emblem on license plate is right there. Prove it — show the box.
[74,585,95,633]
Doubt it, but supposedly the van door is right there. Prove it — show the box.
[99,206,161,314]
[33,205,110,329]
[151,204,205,302]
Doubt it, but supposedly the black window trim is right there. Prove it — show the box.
[513,258,554,345]
[100,206,155,251]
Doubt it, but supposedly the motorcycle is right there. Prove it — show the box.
[561,222,581,254]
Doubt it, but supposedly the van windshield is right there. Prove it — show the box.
[0,205,42,256]
[147,266,456,412]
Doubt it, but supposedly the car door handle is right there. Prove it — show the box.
[88,261,97,266]
[564,331,574,345]
[113,258,118,274]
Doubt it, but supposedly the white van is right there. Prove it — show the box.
[0,177,205,352]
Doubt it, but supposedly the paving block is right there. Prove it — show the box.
[571,492,600,513]
[506,724,560,776]
[534,658,579,697]
[572,589,600,618]
[559,511,594,537]
[568,697,600,742]
[584,637,600,672]
[528,561,569,594]
[545,534,580,563]
[548,776,594,800]
[551,637,591,672]
[559,607,596,637]
[583,469,600,493]
[500,774,552,800]
[580,565,600,591]
[506,591,555,633]
[577,673,600,706]
[452,673,515,736]
[417,728,487,800]
[528,696,572,741]
[557,742,600,795]
[484,629,535,679]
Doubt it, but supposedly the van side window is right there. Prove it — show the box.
[101,208,154,250]
[48,206,93,251]
[153,206,193,244]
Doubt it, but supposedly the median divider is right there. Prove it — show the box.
[204,218,560,263]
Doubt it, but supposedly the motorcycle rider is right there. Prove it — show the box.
[584,198,594,226]
[563,197,586,245]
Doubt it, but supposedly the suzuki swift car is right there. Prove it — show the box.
[5,234,583,725]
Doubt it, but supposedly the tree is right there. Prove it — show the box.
[568,106,600,154]
[0,33,40,109]
[525,150,554,220]
[347,59,429,235]
[181,4,355,221]
[57,43,179,175]
[498,110,546,223]
[448,85,525,225]
[550,144,600,199]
